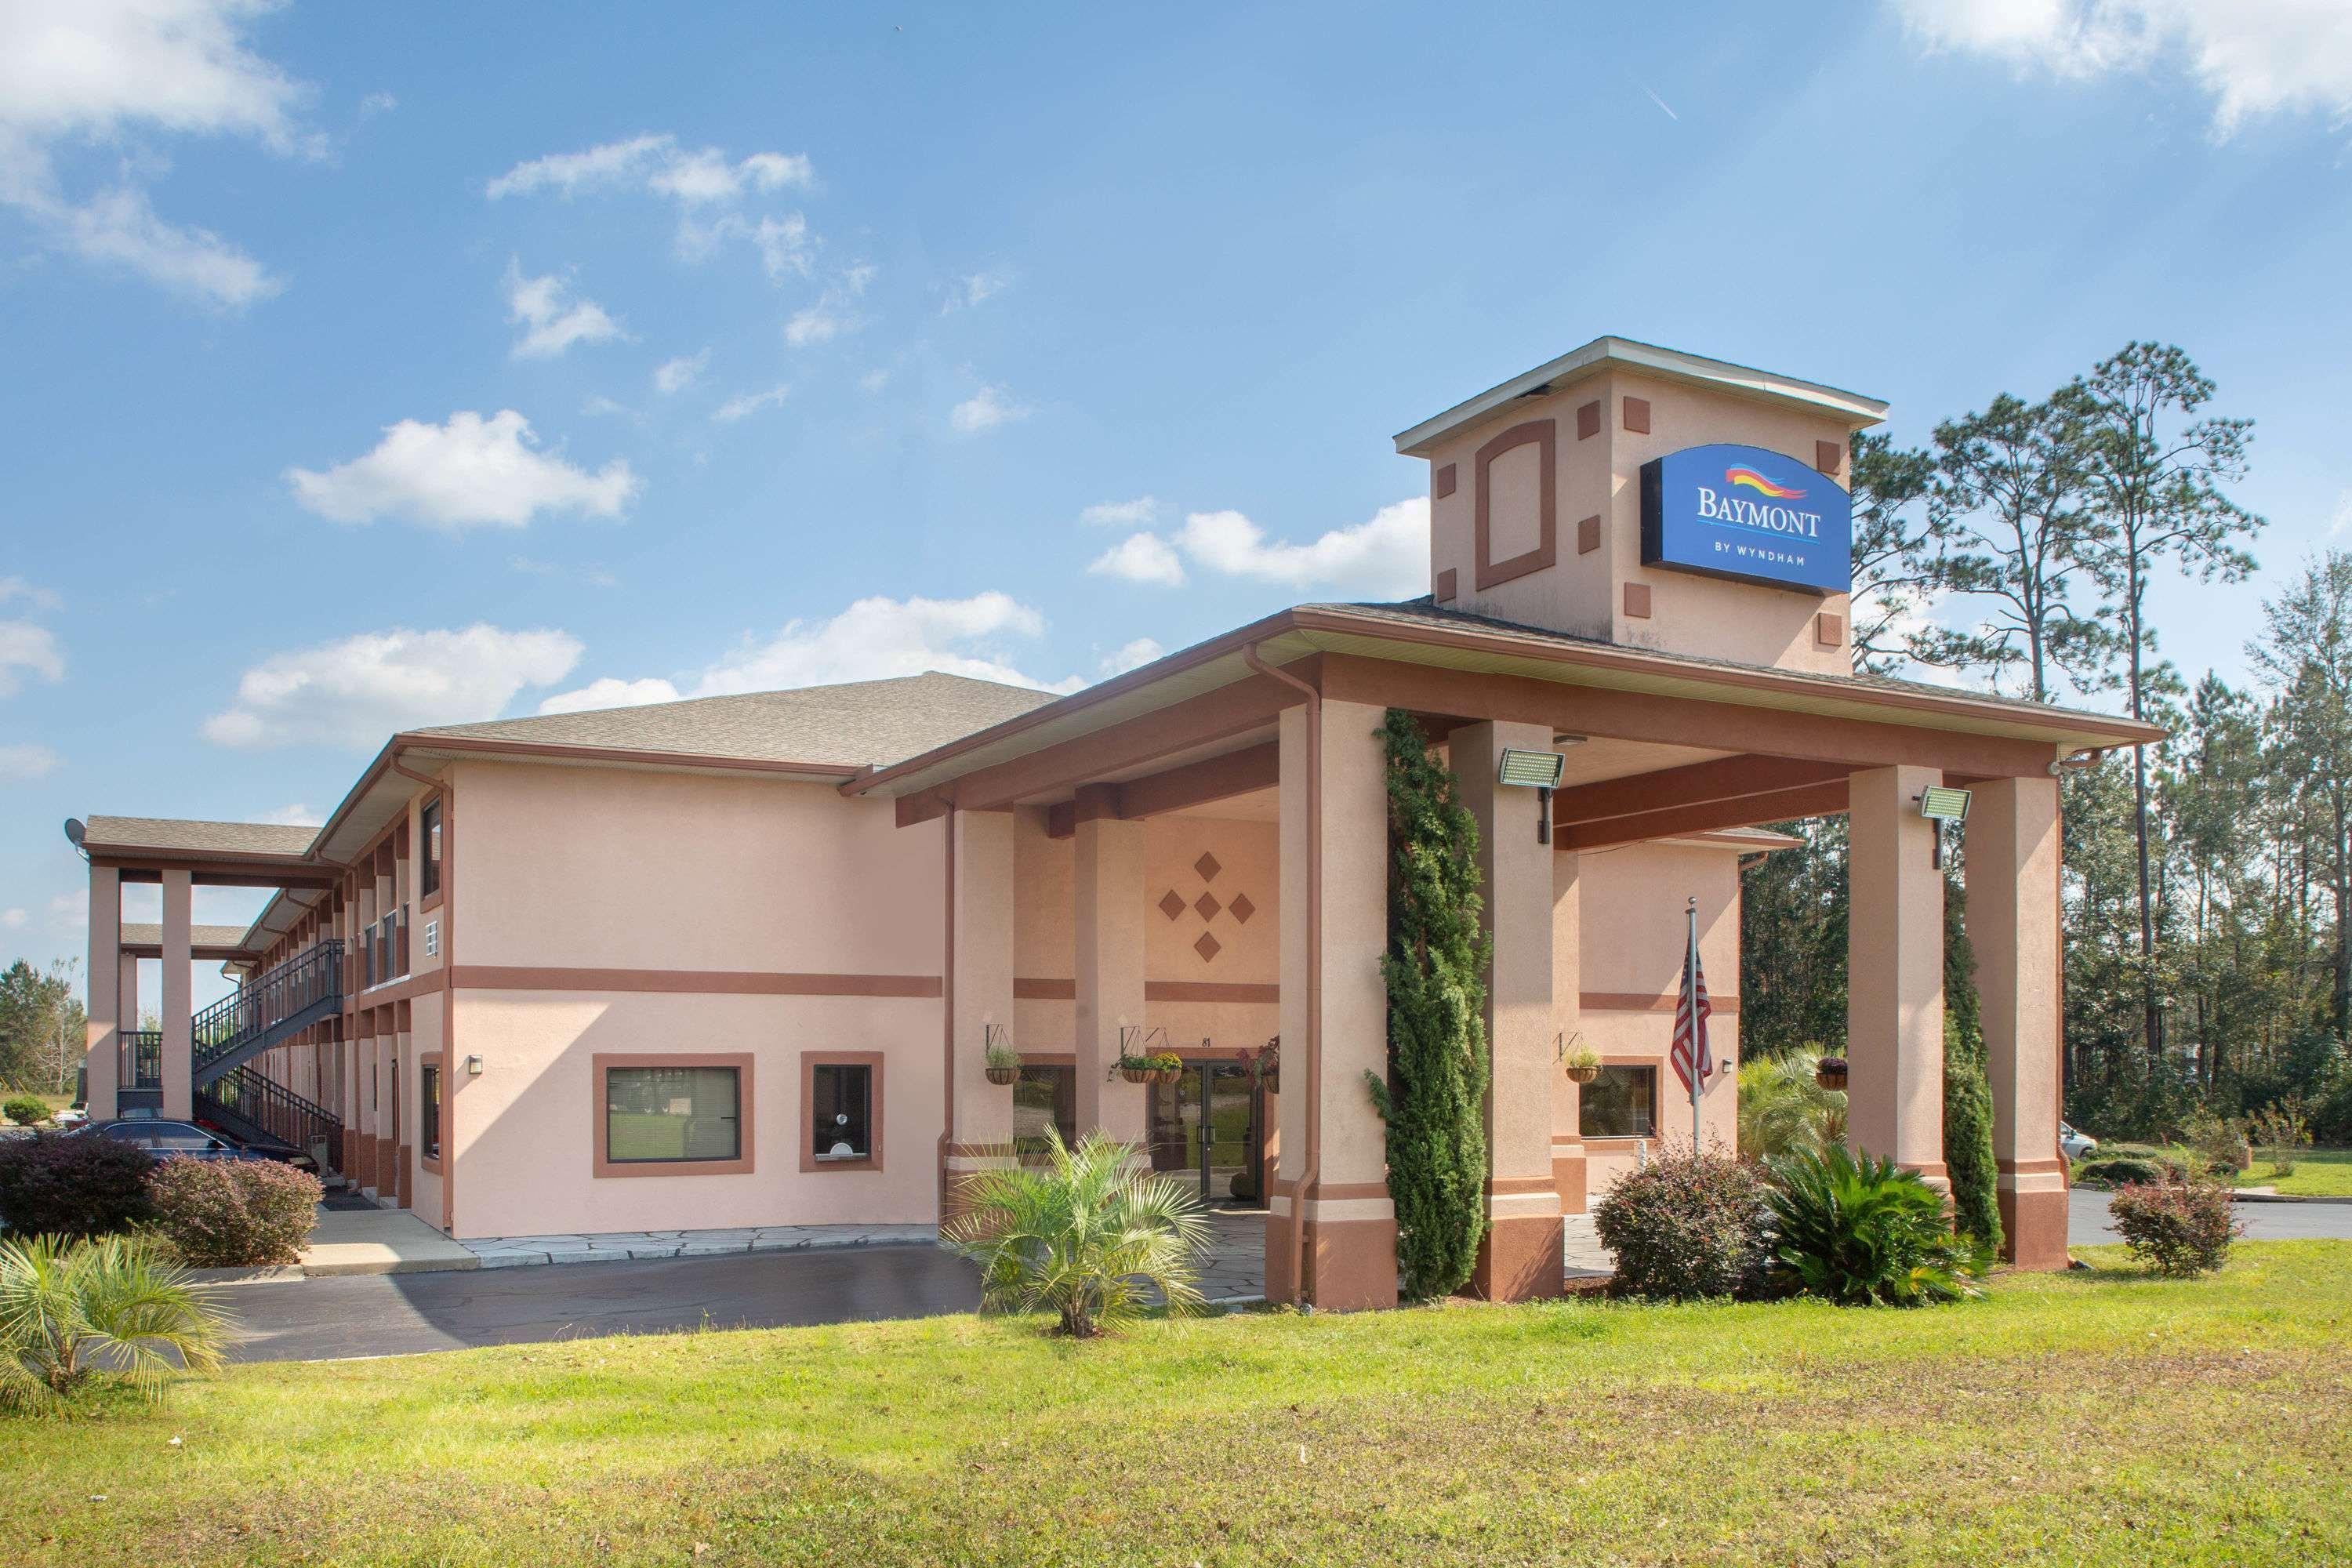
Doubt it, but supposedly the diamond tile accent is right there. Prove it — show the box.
[1193,931,1222,963]
[1195,891,1222,921]
[1158,889,1187,921]
[1194,851,1222,883]
[1229,892,1256,925]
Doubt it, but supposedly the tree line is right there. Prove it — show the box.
[1744,342,2352,1144]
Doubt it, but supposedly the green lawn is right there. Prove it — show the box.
[5,1243,2350,1566]
[2245,1147,2352,1196]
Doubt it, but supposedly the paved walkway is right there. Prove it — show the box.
[463,1221,937,1269]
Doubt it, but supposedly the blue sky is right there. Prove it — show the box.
[5,0,2351,1004]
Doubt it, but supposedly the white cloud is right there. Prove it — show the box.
[950,383,1026,435]
[1087,532,1186,586]
[0,743,62,781]
[746,213,813,279]
[46,890,83,936]
[0,577,62,612]
[0,908,25,931]
[488,134,818,270]
[1081,496,1162,528]
[257,803,321,826]
[358,91,397,117]
[504,263,623,359]
[1173,497,1428,597]
[653,349,710,395]
[940,269,1010,313]
[286,410,640,532]
[485,133,679,199]
[535,676,682,716]
[858,368,891,394]
[0,622,65,695]
[202,624,585,748]
[1891,0,2352,134]
[785,263,875,347]
[580,395,630,418]
[0,0,306,306]
[1099,637,1165,677]
[712,384,789,423]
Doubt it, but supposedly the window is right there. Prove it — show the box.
[1012,1065,1076,1160]
[419,800,443,900]
[1579,1065,1658,1139]
[800,1051,884,1172]
[419,1063,442,1161]
[605,1066,740,1163]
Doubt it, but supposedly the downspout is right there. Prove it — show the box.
[1243,644,1320,1308]
[390,756,456,1236]
[939,804,956,1220]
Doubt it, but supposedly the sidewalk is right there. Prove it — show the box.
[462,1222,938,1269]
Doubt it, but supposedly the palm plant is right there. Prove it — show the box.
[0,1235,230,1411]
[1762,1145,1987,1307]
[1737,1052,1846,1163]
[940,1130,1210,1337]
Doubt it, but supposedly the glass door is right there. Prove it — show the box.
[1146,1062,1265,1208]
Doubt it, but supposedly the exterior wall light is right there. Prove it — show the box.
[1915,786,1973,868]
[465,1054,484,1076]
[1497,747,1568,845]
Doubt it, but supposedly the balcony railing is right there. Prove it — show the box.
[117,1029,162,1090]
[192,938,345,1078]
[355,907,408,990]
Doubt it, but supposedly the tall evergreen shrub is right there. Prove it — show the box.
[1944,880,2004,1253]
[1365,710,1491,1300]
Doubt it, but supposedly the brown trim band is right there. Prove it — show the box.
[1013,977,1279,1004]
[1483,1176,1559,1196]
[1581,990,1740,1015]
[1996,1157,2068,1176]
[452,966,943,998]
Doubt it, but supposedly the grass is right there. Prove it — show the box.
[2088,1144,2352,1197]
[2,1242,2349,1566]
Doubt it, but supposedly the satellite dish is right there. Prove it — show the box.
[63,818,85,848]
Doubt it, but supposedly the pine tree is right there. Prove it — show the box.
[1366,709,1491,1301]
[1944,879,2004,1254]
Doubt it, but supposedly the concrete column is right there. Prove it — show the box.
[84,866,122,1116]
[1073,788,1149,1144]
[160,869,193,1120]
[1265,698,1396,1311]
[119,953,140,1035]
[1966,774,2068,1269]
[1846,764,1946,1184]
[945,808,1018,1215]
[1456,720,1566,1301]
[1552,851,1588,1212]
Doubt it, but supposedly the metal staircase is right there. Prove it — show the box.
[192,938,344,1086]
[197,1065,343,1170]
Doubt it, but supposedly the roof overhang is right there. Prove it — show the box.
[1392,336,1890,458]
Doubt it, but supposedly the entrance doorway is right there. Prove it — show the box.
[1147,1060,1266,1210]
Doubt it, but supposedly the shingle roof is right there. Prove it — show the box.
[410,671,1059,770]
[81,817,318,857]
[120,924,259,950]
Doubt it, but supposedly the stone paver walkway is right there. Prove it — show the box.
[462,1221,938,1269]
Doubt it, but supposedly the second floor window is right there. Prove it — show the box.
[420,799,443,899]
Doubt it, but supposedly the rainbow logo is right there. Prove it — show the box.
[1724,466,1806,499]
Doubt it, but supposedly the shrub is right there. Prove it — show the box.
[1763,1145,1987,1306]
[0,1134,154,1239]
[2246,1102,2311,1178]
[2,1096,48,1127]
[1737,1053,1844,1163]
[941,1129,1209,1337]
[0,1234,227,1412]
[2076,1155,2167,1188]
[2175,1107,2250,1173]
[146,1157,321,1267]
[1591,1151,1769,1301]
[2110,1178,2241,1278]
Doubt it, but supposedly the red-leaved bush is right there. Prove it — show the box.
[2109,1178,2241,1278]
[1592,1151,1769,1301]
[146,1157,322,1268]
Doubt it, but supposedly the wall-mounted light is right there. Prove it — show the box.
[1915,786,1972,868]
[465,1054,484,1076]
[1498,747,1568,844]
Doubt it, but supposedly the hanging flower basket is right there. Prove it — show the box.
[1119,1064,1155,1084]
[1565,1063,1599,1085]
[983,1065,1019,1087]
[1815,1056,1849,1091]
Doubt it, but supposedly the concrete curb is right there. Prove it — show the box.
[469,1232,938,1270]
[183,1265,307,1287]
[2230,1192,2352,1206]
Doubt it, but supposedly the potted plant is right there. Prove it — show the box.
[1149,1051,1185,1085]
[1814,1054,1849,1091]
[983,1040,1022,1087]
[1117,1054,1156,1084]
[1562,1039,1601,1085]
[1253,1037,1280,1094]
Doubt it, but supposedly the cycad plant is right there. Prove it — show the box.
[0,1235,230,1412]
[941,1130,1210,1338]
[1762,1145,1987,1307]
[1737,1051,1846,1163]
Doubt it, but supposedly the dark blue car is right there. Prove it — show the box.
[71,1120,294,1165]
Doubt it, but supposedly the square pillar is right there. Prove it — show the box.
[1552,851,1588,1212]
[1073,789,1149,1145]
[1265,698,1398,1311]
[1457,720,1566,1301]
[160,869,193,1120]
[84,866,122,1116]
[1966,774,2069,1269]
[1846,765,1945,1183]
[945,808,1018,1214]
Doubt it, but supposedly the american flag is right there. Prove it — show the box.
[1670,930,1714,1097]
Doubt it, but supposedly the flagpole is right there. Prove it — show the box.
[1686,895,1702,1159]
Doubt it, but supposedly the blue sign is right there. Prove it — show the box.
[1639,443,1852,596]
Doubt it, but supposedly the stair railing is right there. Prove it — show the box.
[192,938,345,1076]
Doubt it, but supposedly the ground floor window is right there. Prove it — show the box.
[591,1053,757,1177]
[419,1062,441,1160]
[800,1051,884,1171]
[1013,1065,1076,1159]
[1580,1064,1657,1139]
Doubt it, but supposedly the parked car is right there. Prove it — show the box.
[2060,1121,2097,1162]
[68,1119,314,1171]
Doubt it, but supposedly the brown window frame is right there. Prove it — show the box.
[800,1051,884,1173]
[592,1052,757,1178]
[419,797,445,908]
[1579,1061,1661,1140]
[419,1053,444,1171]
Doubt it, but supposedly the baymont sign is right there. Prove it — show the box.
[1639,442,1852,595]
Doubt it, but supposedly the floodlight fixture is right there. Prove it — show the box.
[1497,748,1568,845]
[1916,786,1973,822]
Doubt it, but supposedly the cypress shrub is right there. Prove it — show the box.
[1366,709,1491,1301]
[1944,881,2004,1254]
